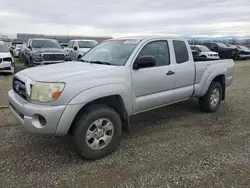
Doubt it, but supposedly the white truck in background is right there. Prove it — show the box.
[65,39,98,60]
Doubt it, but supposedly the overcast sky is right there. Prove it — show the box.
[0,0,250,37]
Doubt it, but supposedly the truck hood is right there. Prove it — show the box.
[32,48,64,53]
[0,52,11,58]
[17,62,118,82]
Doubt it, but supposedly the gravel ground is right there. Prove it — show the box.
[0,60,250,188]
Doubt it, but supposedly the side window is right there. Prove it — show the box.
[210,44,215,49]
[137,41,170,67]
[173,40,189,64]
[68,41,73,48]
[26,40,29,47]
[195,47,201,52]
[73,41,78,48]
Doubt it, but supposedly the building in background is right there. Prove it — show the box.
[16,33,112,43]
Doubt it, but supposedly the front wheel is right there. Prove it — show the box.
[199,81,222,112]
[70,105,122,160]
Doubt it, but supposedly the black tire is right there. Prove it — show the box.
[70,105,122,160]
[199,81,222,112]
[18,53,24,62]
[28,58,34,67]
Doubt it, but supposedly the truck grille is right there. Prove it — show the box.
[240,51,250,55]
[42,54,65,61]
[13,77,27,100]
[0,57,12,63]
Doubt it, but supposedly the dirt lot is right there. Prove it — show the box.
[0,60,250,188]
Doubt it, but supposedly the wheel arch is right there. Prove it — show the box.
[68,95,130,134]
[201,73,226,100]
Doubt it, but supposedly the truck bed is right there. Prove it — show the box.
[193,59,235,97]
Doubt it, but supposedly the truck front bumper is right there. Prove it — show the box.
[8,90,83,136]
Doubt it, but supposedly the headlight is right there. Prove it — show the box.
[32,53,43,62]
[31,82,65,102]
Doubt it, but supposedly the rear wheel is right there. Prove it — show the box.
[70,105,122,160]
[18,53,24,61]
[28,58,34,67]
[199,81,222,112]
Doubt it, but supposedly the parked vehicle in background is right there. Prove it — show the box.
[204,42,238,60]
[9,41,23,56]
[236,45,250,60]
[225,44,238,49]
[67,39,98,60]
[8,36,235,160]
[18,47,26,62]
[191,49,201,61]
[60,43,68,48]
[190,45,219,60]
[13,44,26,57]
[0,41,15,74]
[23,38,70,66]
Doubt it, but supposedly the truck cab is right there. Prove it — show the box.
[67,39,98,60]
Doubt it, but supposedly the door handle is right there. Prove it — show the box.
[166,71,175,75]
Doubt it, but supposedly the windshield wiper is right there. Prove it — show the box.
[79,59,90,63]
[89,61,111,65]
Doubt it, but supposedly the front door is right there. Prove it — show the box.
[132,40,176,113]
[71,41,79,60]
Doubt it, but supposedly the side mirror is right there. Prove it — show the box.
[133,55,156,70]
[74,46,78,51]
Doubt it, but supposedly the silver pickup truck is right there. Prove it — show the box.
[8,36,235,160]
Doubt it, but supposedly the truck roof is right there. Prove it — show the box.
[69,39,98,42]
[30,38,57,41]
[113,36,184,41]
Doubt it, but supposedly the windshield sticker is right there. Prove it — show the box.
[124,40,140,44]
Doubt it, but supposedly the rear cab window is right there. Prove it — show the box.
[173,40,189,64]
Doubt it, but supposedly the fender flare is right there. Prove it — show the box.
[68,83,133,117]
[200,69,226,96]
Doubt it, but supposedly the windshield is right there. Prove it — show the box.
[78,41,98,48]
[31,40,62,49]
[216,42,228,48]
[238,45,249,51]
[199,46,211,52]
[0,44,9,52]
[82,40,139,66]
